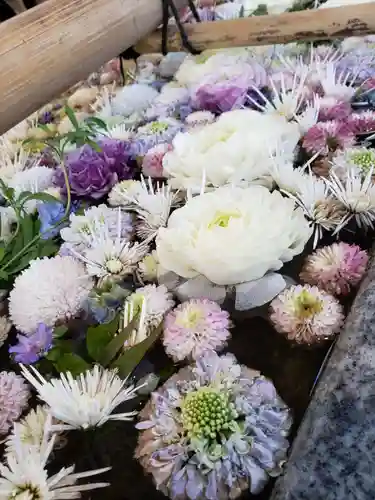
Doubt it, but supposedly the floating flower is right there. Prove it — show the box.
[111,83,159,116]
[300,242,368,296]
[5,405,53,457]
[9,256,93,333]
[163,299,231,362]
[156,185,312,286]
[348,111,375,135]
[61,204,133,248]
[135,351,292,499]
[331,147,375,178]
[142,143,172,178]
[270,284,344,344]
[9,323,53,365]
[302,120,355,155]
[0,430,110,499]
[163,109,300,191]
[20,364,140,431]
[0,371,30,435]
[135,118,183,155]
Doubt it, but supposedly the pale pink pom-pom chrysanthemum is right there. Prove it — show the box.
[302,120,355,155]
[141,143,172,178]
[300,242,368,296]
[348,111,375,135]
[0,371,30,435]
[270,285,344,345]
[163,299,231,362]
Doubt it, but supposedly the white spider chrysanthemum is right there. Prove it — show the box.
[283,172,346,247]
[105,122,134,142]
[117,177,181,240]
[111,83,159,117]
[8,166,54,194]
[269,161,310,195]
[248,70,308,120]
[75,234,149,282]
[20,365,140,431]
[5,406,51,458]
[108,180,145,207]
[0,147,36,183]
[0,425,110,499]
[60,204,133,248]
[294,96,320,134]
[325,169,375,230]
[317,62,358,101]
[9,256,94,333]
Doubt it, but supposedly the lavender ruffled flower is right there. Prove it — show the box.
[9,323,53,364]
[54,139,134,199]
[136,351,292,500]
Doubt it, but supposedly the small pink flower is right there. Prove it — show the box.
[302,120,355,155]
[300,242,368,296]
[0,371,30,435]
[163,299,231,362]
[348,111,375,135]
[317,97,352,122]
[270,285,344,345]
[142,143,172,178]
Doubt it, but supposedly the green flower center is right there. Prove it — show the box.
[350,150,375,174]
[106,259,123,274]
[181,388,237,439]
[208,210,241,229]
[12,484,42,499]
[149,122,169,134]
[176,306,204,329]
[294,290,323,319]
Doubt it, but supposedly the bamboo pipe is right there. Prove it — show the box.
[0,0,188,135]
[135,3,375,53]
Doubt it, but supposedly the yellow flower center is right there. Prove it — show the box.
[208,210,241,229]
[294,290,323,319]
[177,306,204,328]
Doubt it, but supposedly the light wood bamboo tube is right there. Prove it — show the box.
[136,3,375,53]
[0,0,188,134]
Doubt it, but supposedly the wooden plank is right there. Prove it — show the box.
[0,0,188,134]
[135,3,375,53]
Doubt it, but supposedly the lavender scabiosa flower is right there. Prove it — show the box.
[9,323,53,364]
[163,299,231,362]
[135,351,292,499]
[0,371,30,435]
[135,118,183,155]
[300,242,368,296]
[270,285,344,345]
[302,120,356,155]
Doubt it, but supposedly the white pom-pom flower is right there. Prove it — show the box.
[111,83,159,116]
[9,256,93,333]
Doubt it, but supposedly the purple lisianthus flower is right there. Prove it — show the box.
[38,111,54,125]
[54,139,134,200]
[9,323,53,364]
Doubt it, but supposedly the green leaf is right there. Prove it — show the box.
[37,240,59,259]
[20,216,35,246]
[0,247,6,264]
[53,325,68,338]
[86,316,120,363]
[54,353,91,376]
[20,192,61,206]
[100,316,138,367]
[64,105,80,129]
[112,324,163,378]
[8,249,39,275]
[86,117,108,130]
[0,270,9,281]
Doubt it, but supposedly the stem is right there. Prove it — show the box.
[59,160,71,217]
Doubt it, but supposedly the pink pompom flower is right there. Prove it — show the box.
[270,285,344,345]
[0,371,30,435]
[163,299,231,362]
[300,242,368,296]
[348,111,375,135]
[317,97,352,122]
[302,120,355,155]
[141,143,172,178]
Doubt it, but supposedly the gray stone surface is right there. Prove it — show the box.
[271,253,375,500]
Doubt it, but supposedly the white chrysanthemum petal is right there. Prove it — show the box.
[111,84,159,116]
[9,256,94,333]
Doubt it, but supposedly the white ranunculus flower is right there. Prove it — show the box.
[156,185,312,286]
[163,109,300,192]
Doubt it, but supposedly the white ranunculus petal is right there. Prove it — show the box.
[235,273,287,311]
[175,276,227,303]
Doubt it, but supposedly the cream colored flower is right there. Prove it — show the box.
[156,185,312,286]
